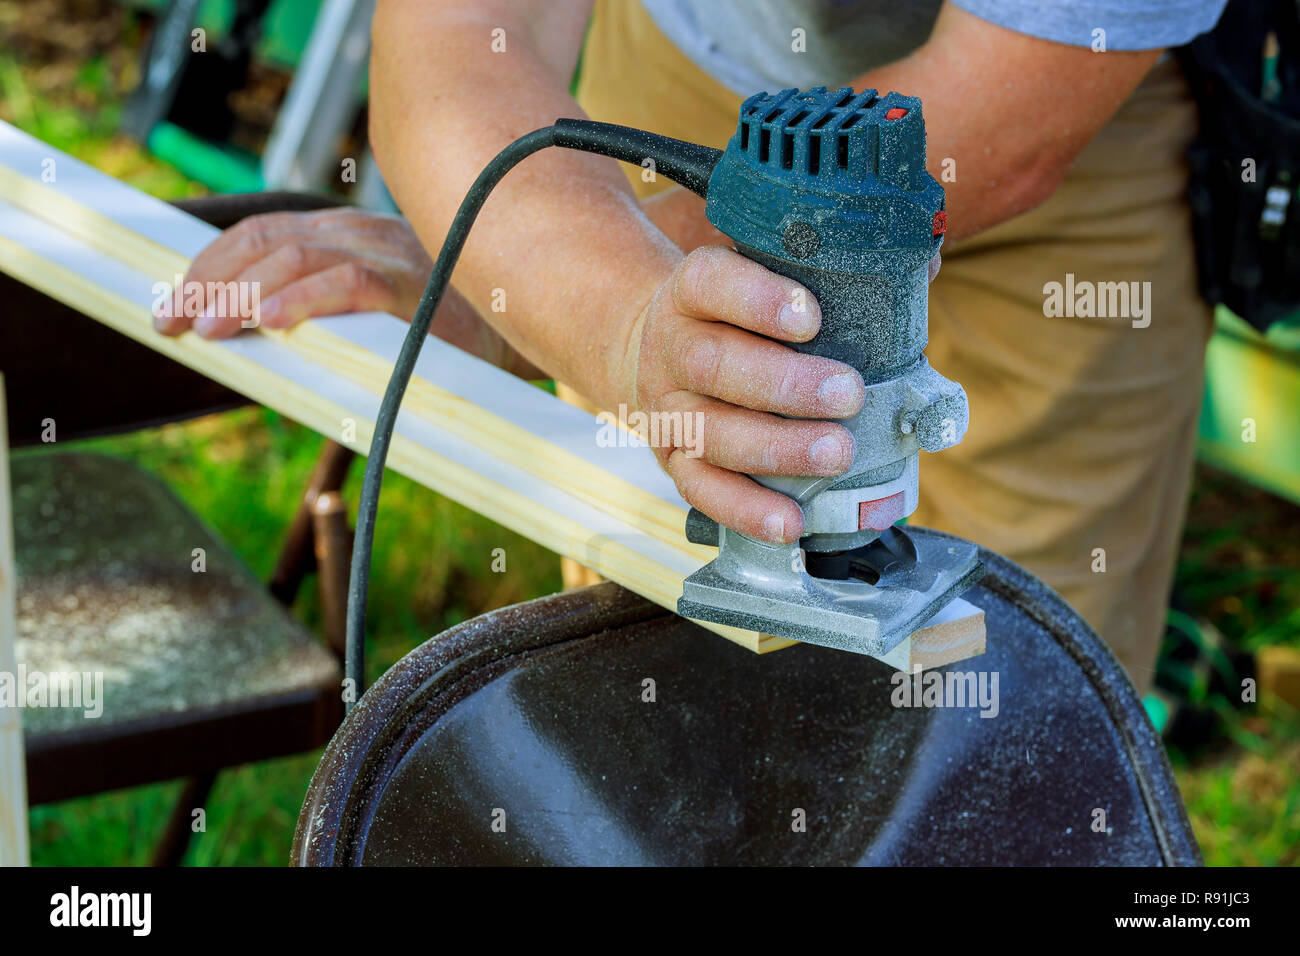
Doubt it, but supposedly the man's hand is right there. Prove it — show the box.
[622,246,864,544]
[156,207,434,337]
[154,206,543,376]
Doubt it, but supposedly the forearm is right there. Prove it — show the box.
[851,65,1070,242]
[370,0,679,408]
[433,286,548,379]
[852,4,1160,242]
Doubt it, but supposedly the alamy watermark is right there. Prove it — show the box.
[50,886,150,936]
[596,403,705,458]
[890,664,999,718]
[1042,273,1150,328]
[151,275,261,328]
[0,666,103,719]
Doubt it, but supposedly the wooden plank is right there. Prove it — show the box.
[272,320,700,550]
[0,374,30,866]
[0,121,985,669]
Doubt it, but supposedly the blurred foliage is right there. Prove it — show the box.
[1173,704,1300,867]
[0,0,207,197]
[5,0,1297,867]
[1175,466,1300,655]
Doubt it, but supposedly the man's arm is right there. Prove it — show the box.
[369,0,869,544]
[369,0,668,410]
[856,2,1160,241]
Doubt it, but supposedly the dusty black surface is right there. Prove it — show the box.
[295,530,1199,866]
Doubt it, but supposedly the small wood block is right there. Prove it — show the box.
[879,597,987,673]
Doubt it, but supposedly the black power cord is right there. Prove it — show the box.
[344,120,721,711]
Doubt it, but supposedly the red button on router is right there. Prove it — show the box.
[884,107,909,120]
[858,492,906,531]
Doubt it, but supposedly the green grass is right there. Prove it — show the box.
[7,0,1299,867]
[30,751,322,867]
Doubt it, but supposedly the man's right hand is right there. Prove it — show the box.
[619,245,865,546]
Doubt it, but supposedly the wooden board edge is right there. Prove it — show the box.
[271,322,708,558]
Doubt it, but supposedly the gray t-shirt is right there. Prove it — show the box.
[639,0,1229,95]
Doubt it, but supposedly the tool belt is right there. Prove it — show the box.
[1179,0,1300,333]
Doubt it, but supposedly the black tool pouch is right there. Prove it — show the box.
[1179,1,1300,332]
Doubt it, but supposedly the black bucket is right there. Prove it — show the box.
[293,529,1199,866]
